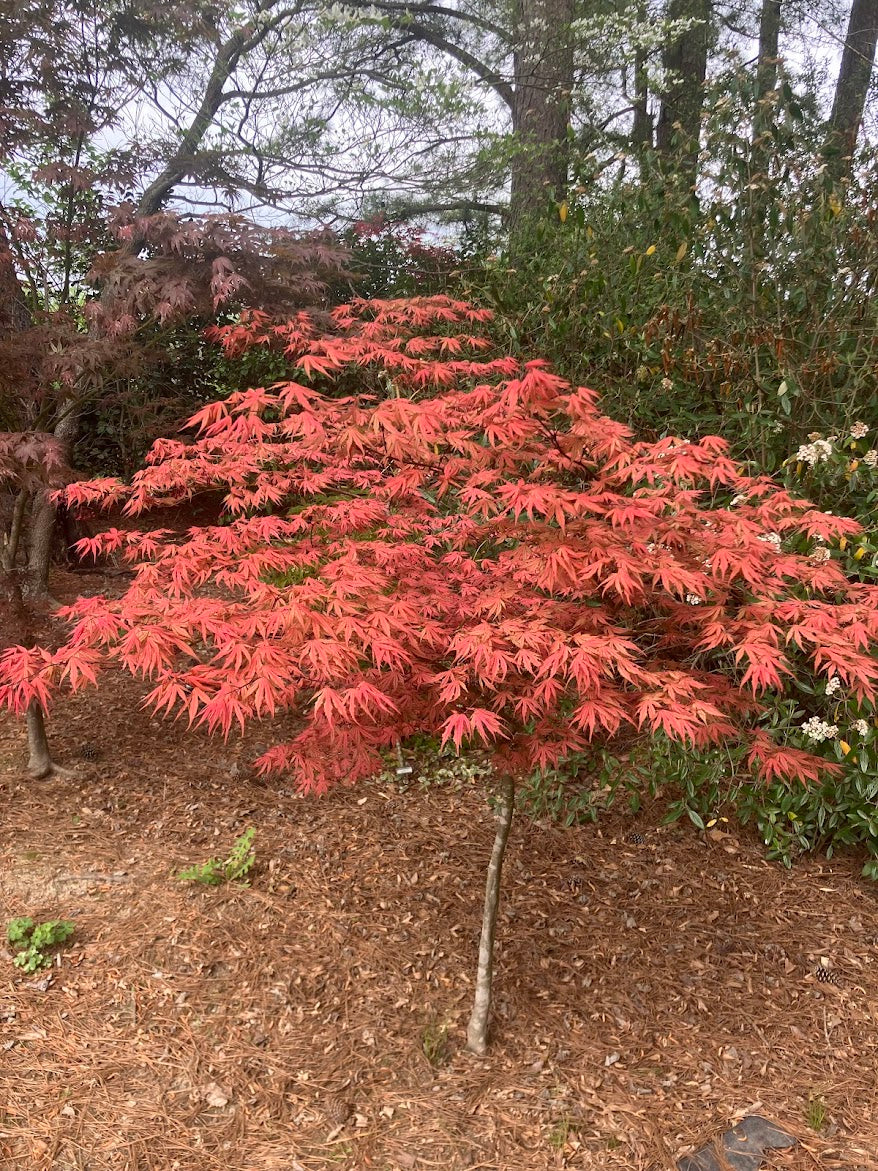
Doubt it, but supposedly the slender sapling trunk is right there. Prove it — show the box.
[466,774,516,1055]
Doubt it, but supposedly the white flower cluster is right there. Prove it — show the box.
[864,449,878,468]
[825,676,842,697]
[801,717,839,742]
[661,377,674,391]
[851,421,870,439]
[796,439,833,466]
[811,546,831,563]
[729,493,747,507]
[758,532,782,551]
[685,593,703,605]
[854,719,870,737]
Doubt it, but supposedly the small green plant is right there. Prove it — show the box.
[6,917,75,972]
[421,1018,450,1067]
[177,828,257,886]
[547,1115,574,1152]
[806,1094,828,1132]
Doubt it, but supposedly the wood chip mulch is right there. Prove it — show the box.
[1,661,877,1169]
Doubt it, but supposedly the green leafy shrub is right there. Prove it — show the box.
[6,917,75,972]
[338,218,460,300]
[782,422,878,581]
[530,703,878,877]
[629,721,878,876]
[177,828,257,886]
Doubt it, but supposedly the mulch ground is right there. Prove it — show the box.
[1,582,878,1170]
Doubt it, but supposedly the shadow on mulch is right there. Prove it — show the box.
[1,614,877,1169]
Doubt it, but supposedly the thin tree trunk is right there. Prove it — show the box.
[0,225,30,338]
[466,775,516,1055]
[1,570,69,780]
[656,0,711,180]
[25,402,79,598]
[748,0,782,281]
[632,42,652,150]
[26,700,53,778]
[508,0,574,249]
[2,487,28,572]
[825,0,878,181]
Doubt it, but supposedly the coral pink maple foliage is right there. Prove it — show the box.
[2,296,878,790]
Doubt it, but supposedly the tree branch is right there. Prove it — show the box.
[381,198,508,221]
[352,0,511,42]
[343,10,513,108]
[135,1,304,217]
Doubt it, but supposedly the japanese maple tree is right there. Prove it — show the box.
[3,294,878,1052]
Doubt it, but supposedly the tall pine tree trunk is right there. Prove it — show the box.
[825,0,878,181]
[754,0,781,139]
[508,0,574,250]
[656,0,711,181]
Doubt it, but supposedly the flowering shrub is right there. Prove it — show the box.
[609,422,878,876]
[784,421,878,582]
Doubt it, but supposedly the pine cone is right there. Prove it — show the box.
[627,832,645,845]
[566,874,584,892]
[79,743,100,761]
[815,966,840,986]
[324,1094,353,1124]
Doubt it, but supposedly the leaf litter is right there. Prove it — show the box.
[0,609,877,1170]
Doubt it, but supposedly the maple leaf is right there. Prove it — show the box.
[440,709,507,752]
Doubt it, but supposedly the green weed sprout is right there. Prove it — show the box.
[177,827,256,886]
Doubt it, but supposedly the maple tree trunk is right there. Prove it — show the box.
[1,488,28,573]
[0,572,65,779]
[25,403,79,598]
[466,774,515,1056]
[26,492,56,597]
[26,700,53,778]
